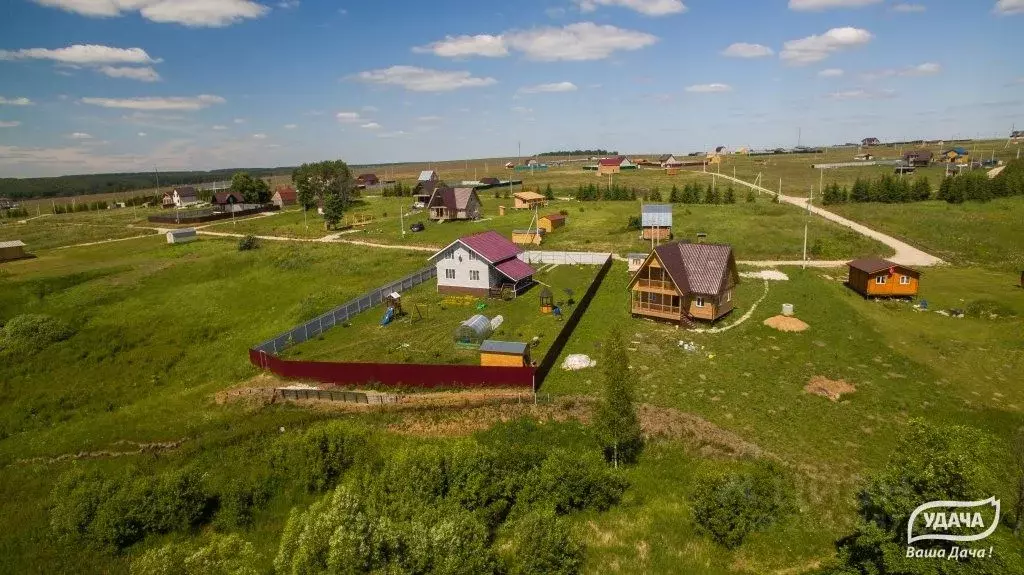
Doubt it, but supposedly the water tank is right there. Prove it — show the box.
[782,303,794,316]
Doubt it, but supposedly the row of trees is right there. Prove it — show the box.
[821,160,1024,205]
[665,182,746,204]
[0,168,288,200]
[538,149,614,157]
[939,160,1024,203]
[575,183,638,201]
[820,176,933,205]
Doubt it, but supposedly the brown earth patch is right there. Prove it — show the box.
[14,439,186,466]
[763,315,809,332]
[804,376,856,401]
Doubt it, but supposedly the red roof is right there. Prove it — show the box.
[275,187,297,201]
[495,258,536,282]
[459,230,521,263]
[598,158,621,166]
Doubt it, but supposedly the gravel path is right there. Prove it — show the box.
[697,172,945,267]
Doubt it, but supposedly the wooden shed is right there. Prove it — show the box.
[513,191,547,210]
[166,228,198,244]
[479,340,531,367]
[846,258,920,298]
[0,240,28,263]
[538,214,566,233]
[511,229,544,245]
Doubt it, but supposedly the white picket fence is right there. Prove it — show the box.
[518,251,612,266]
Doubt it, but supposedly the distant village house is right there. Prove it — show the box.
[513,191,547,210]
[427,187,482,222]
[862,137,880,146]
[272,186,297,207]
[171,186,199,207]
[356,173,379,187]
[0,240,28,263]
[641,204,673,241]
[846,258,920,298]
[902,150,934,167]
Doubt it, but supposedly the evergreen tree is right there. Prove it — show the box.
[937,176,952,202]
[593,328,644,468]
[648,187,662,202]
[724,185,736,204]
[912,177,931,201]
[669,184,680,203]
[850,177,870,203]
[746,188,756,202]
[544,183,555,201]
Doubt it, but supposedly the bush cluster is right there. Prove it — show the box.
[0,314,73,355]
[666,182,737,204]
[691,460,796,549]
[237,235,259,251]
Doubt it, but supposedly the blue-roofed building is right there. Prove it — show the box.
[641,204,673,241]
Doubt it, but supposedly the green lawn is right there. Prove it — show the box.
[0,208,159,251]
[282,264,600,365]
[828,196,1024,273]
[208,193,892,261]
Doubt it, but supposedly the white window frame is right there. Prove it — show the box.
[468,251,478,261]
[899,275,910,285]
[695,296,705,308]
[445,268,456,280]
[469,270,480,281]
[876,275,887,285]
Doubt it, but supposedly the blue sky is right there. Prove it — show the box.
[0,0,1022,177]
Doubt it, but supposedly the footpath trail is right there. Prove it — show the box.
[696,172,945,267]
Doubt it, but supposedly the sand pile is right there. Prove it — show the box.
[763,315,809,332]
[805,376,856,401]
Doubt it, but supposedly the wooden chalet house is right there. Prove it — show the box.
[846,258,920,298]
[513,191,547,210]
[429,231,537,298]
[427,187,482,222]
[628,242,739,323]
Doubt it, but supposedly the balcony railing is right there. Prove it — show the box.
[634,279,673,291]
[632,302,681,316]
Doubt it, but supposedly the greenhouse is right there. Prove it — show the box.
[454,314,492,348]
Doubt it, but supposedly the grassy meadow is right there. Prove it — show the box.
[1,157,1023,574]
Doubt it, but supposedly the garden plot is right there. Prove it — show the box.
[281,264,600,365]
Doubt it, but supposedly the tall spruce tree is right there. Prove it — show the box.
[593,328,644,468]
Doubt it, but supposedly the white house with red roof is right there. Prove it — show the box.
[428,230,537,298]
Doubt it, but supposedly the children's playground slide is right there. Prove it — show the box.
[380,307,395,326]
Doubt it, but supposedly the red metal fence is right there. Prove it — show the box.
[249,349,535,389]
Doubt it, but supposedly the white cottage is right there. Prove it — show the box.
[428,231,537,298]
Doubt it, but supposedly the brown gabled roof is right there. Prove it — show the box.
[645,242,736,296]
[847,258,920,276]
[541,213,565,222]
[598,157,622,166]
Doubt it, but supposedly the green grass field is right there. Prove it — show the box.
[828,196,1024,273]
[2,155,1024,573]
[283,264,599,365]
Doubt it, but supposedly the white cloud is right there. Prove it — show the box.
[284,123,297,129]
[212,125,228,130]
[505,22,657,61]
[518,81,578,94]
[780,27,873,65]
[0,121,21,128]
[0,97,34,106]
[252,133,267,139]
[137,131,147,136]
[721,42,774,58]
[353,66,496,92]
[415,23,657,62]
[891,2,926,12]
[511,106,533,114]
[278,0,299,7]
[233,118,246,124]
[68,132,93,139]
[336,112,365,122]
[826,89,897,100]
[789,0,882,10]
[360,122,381,129]
[413,34,508,58]
[685,83,733,93]
[818,68,845,77]
[0,44,159,65]
[31,0,269,27]
[995,0,1024,14]
[80,95,226,111]
[98,65,161,81]
[416,115,442,122]
[576,0,687,16]
[903,62,941,75]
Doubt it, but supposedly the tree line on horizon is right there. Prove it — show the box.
[0,168,292,201]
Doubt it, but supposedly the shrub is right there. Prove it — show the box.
[504,509,584,575]
[237,235,259,251]
[132,534,259,575]
[516,450,627,515]
[625,215,641,231]
[964,298,1016,318]
[691,460,795,549]
[269,421,374,492]
[215,476,271,529]
[0,314,73,355]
